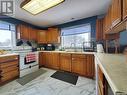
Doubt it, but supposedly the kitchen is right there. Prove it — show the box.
[0,0,127,95]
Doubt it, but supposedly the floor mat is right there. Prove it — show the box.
[51,71,78,85]
[17,69,47,85]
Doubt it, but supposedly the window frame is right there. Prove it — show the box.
[60,23,91,49]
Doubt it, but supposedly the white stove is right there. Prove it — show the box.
[13,46,39,77]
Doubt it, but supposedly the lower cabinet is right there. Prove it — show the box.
[71,54,87,76]
[39,52,59,69]
[86,55,95,78]
[60,53,71,72]
[98,65,108,95]
[39,52,95,78]
[0,55,19,85]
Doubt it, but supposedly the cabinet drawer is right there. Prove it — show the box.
[1,65,18,74]
[1,69,19,82]
[72,54,86,59]
[0,55,18,63]
[0,61,18,69]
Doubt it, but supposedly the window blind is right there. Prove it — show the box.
[0,21,15,31]
[61,24,91,36]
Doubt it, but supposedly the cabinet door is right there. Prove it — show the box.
[123,0,127,19]
[46,30,52,43]
[96,19,104,41]
[39,52,46,67]
[37,30,47,43]
[45,52,52,68]
[86,54,94,78]
[72,54,87,76]
[17,24,29,40]
[60,54,71,72]
[29,27,37,41]
[49,28,60,43]
[104,6,112,34]
[51,53,60,69]
[111,0,121,27]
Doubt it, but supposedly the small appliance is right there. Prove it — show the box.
[45,44,55,51]
[97,44,104,53]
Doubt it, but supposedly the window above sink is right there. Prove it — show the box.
[61,23,91,50]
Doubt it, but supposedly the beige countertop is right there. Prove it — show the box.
[95,53,127,95]
[38,50,95,55]
[0,53,19,57]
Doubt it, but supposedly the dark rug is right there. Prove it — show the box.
[17,69,47,85]
[51,71,78,85]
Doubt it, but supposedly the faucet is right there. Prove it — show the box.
[70,43,76,51]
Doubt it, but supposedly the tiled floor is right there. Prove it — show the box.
[0,68,96,95]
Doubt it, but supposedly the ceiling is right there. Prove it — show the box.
[13,0,111,27]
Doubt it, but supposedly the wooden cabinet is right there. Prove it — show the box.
[17,24,29,40]
[98,65,108,95]
[71,54,87,76]
[37,30,47,43]
[17,24,38,41]
[51,53,60,69]
[104,6,112,34]
[86,54,94,78]
[39,52,46,67]
[96,19,104,41]
[40,52,59,69]
[60,53,71,72]
[47,28,60,43]
[111,0,121,27]
[0,55,19,85]
[29,27,37,41]
[123,0,127,19]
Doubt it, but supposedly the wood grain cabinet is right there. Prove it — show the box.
[39,52,46,67]
[47,28,60,44]
[86,54,95,78]
[123,0,127,19]
[104,6,112,34]
[98,65,108,95]
[37,30,47,44]
[60,53,71,72]
[40,52,60,70]
[17,24,29,40]
[111,0,121,27]
[29,27,37,41]
[0,55,19,85]
[71,54,87,76]
[96,19,104,41]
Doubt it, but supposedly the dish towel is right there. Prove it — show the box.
[25,53,36,63]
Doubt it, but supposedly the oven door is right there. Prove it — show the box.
[19,52,38,70]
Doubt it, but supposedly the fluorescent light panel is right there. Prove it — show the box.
[21,0,64,15]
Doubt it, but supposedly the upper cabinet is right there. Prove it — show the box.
[123,0,127,19]
[17,24,29,40]
[103,6,112,34]
[102,0,127,34]
[47,28,60,44]
[96,18,104,41]
[111,0,121,27]
[29,27,37,41]
[17,24,37,41]
[37,30,47,44]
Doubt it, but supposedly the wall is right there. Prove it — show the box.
[0,16,45,29]
[55,16,97,39]
[119,30,127,45]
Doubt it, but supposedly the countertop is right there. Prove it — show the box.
[0,53,19,57]
[95,53,127,95]
[38,50,95,55]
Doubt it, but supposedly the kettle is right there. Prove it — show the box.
[97,44,104,53]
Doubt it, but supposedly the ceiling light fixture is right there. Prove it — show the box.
[21,0,65,15]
